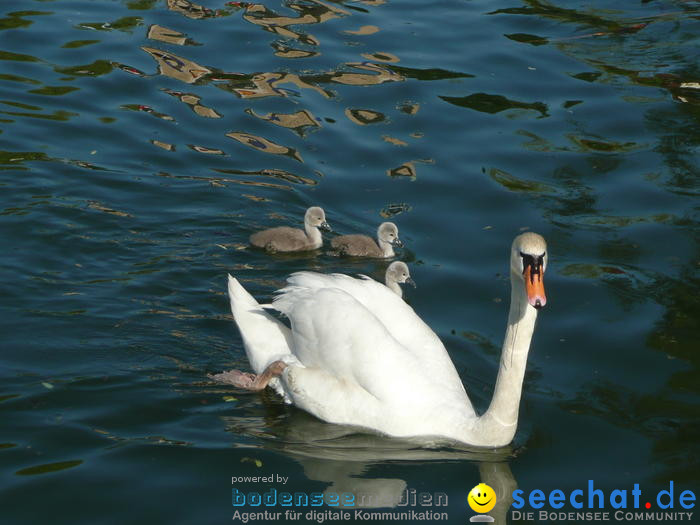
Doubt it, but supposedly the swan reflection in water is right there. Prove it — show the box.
[221,408,517,524]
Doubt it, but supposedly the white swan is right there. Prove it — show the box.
[216,232,547,447]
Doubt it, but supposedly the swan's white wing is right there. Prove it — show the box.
[272,286,472,435]
[284,272,471,405]
[274,287,410,397]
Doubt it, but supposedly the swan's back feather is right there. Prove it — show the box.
[273,286,451,405]
[278,272,472,405]
[270,282,477,437]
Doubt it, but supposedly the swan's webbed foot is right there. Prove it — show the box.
[210,369,257,389]
[209,361,287,392]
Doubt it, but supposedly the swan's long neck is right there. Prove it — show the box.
[304,222,322,248]
[475,272,537,446]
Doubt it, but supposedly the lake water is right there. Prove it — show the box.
[1,0,699,523]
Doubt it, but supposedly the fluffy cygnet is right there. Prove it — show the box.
[385,261,415,298]
[250,206,331,253]
[331,222,402,258]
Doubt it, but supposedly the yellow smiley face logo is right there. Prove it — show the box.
[468,483,497,514]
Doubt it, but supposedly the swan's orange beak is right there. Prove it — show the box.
[524,264,546,309]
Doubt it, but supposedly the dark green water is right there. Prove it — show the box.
[1,0,699,523]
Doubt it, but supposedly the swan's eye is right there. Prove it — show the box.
[520,251,545,276]
[520,252,535,272]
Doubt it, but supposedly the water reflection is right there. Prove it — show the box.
[271,43,318,59]
[147,24,197,46]
[222,409,516,522]
[188,145,226,155]
[329,62,403,86]
[490,0,642,31]
[0,10,52,31]
[224,72,332,99]
[345,108,386,125]
[136,40,407,112]
[0,106,76,122]
[487,167,556,194]
[361,52,399,63]
[243,4,319,46]
[240,0,349,47]
[388,158,435,180]
[112,62,145,77]
[246,108,320,136]
[441,93,548,118]
[398,103,419,115]
[163,88,221,118]
[343,25,379,36]
[156,170,292,191]
[214,62,405,99]
[387,161,416,179]
[123,103,175,121]
[380,203,411,218]
[152,140,175,151]
[77,16,142,33]
[215,167,319,186]
[15,460,83,476]
[142,46,211,83]
[226,132,303,162]
[167,0,225,20]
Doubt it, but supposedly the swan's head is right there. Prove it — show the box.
[386,261,416,287]
[305,206,331,231]
[378,222,402,247]
[511,232,547,310]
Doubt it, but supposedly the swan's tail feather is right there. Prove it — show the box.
[227,274,294,376]
[228,274,260,312]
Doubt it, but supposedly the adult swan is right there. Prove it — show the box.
[216,232,548,447]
